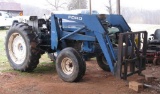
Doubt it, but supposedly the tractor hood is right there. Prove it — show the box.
[61,14,131,33]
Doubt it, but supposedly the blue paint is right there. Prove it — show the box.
[50,14,130,74]
[107,14,131,32]
[60,26,86,40]
[51,15,58,50]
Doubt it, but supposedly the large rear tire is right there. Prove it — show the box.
[5,23,41,72]
[96,54,110,71]
[56,47,86,82]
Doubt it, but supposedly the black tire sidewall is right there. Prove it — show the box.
[96,54,110,71]
[12,20,18,26]
[56,48,85,82]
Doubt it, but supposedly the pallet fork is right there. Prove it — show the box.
[115,31,147,79]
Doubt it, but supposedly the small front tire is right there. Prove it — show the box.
[56,47,86,82]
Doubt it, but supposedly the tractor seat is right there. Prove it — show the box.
[149,39,160,45]
[148,29,160,45]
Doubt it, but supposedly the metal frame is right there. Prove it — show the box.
[50,14,147,79]
[115,31,147,79]
[51,14,116,73]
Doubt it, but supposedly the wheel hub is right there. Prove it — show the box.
[18,43,23,51]
[8,33,26,65]
[61,57,74,75]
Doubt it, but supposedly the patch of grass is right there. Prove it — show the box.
[0,30,10,72]
[1,56,55,71]
[0,30,7,63]
[34,62,56,73]
[2,61,56,77]
[40,53,52,63]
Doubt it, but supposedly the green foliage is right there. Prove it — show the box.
[34,62,56,74]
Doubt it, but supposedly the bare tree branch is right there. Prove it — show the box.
[46,0,56,7]
[45,0,67,10]
[106,0,113,14]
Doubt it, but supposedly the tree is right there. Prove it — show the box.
[46,0,67,11]
[67,0,87,10]
[106,0,113,14]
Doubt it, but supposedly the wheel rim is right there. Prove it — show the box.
[8,33,27,65]
[61,57,74,75]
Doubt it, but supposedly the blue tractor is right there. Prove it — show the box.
[5,14,147,82]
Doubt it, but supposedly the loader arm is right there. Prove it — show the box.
[51,14,116,73]
[51,14,147,79]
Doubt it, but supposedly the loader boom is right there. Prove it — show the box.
[5,13,147,82]
[50,14,147,78]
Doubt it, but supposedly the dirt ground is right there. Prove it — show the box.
[0,60,160,94]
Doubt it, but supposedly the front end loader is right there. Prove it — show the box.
[5,14,147,82]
